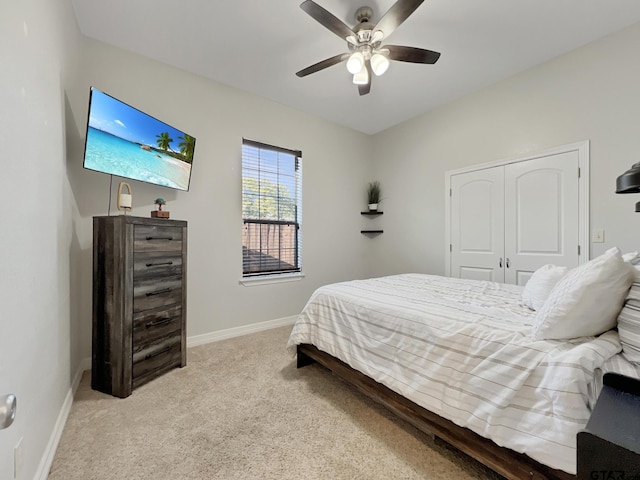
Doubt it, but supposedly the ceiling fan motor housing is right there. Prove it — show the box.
[355,6,374,24]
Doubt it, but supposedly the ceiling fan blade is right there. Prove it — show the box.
[374,0,424,40]
[386,45,441,64]
[358,62,372,96]
[300,0,354,41]
[296,53,350,77]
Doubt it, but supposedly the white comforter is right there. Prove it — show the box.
[287,274,640,474]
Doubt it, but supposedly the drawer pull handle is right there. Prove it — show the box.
[146,236,173,241]
[146,288,171,297]
[145,317,173,328]
[145,346,172,360]
[145,261,174,267]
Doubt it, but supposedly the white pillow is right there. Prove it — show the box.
[616,267,640,363]
[532,247,634,340]
[521,264,568,311]
[623,251,640,264]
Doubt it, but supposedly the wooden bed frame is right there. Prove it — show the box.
[297,343,576,480]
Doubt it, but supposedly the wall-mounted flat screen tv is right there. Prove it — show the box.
[83,87,196,191]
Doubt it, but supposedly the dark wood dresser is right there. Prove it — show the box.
[92,215,187,398]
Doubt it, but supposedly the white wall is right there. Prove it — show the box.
[370,21,640,278]
[1,1,372,475]
[8,4,640,476]
[0,0,81,478]
[64,38,373,359]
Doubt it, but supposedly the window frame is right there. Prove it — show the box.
[240,138,303,284]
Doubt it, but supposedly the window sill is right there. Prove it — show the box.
[239,272,305,287]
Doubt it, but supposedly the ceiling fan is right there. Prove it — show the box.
[296,0,441,95]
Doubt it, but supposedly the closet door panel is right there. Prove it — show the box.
[504,151,579,285]
[450,167,505,282]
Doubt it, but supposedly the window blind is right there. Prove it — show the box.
[242,139,302,277]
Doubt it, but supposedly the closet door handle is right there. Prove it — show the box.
[499,258,503,268]
[506,258,510,268]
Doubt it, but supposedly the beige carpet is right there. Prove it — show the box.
[49,326,503,480]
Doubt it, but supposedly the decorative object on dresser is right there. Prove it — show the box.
[92,215,187,398]
[116,181,133,214]
[151,197,169,218]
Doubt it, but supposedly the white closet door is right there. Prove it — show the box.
[504,151,579,285]
[450,167,505,282]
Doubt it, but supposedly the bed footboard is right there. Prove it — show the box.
[296,343,575,480]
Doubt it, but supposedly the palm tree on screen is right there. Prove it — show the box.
[178,134,195,162]
[156,132,173,152]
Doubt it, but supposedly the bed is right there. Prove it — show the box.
[287,271,640,479]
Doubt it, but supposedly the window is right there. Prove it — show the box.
[242,139,302,278]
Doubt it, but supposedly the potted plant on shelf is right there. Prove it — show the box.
[367,181,381,211]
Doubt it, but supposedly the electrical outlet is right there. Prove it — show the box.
[592,228,605,243]
[14,437,23,479]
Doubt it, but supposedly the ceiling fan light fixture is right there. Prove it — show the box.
[370,30,384,44]
[346,35,359,46]
[353,67,369,85]
[370,53,390,76]
[346,52,365,74]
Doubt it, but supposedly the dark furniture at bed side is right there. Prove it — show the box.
[577,373,640,479]
[297,343,575,480]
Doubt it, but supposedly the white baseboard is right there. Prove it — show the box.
[75,358,91,389]
[34,358,89,480]
[36,316,296,478]
[187,315,297,348]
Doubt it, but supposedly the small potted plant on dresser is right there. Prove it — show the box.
[367,181,382,211]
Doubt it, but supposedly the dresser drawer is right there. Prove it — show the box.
[134,225,183,253]
[134,251,183,279]
[133,305,182,348]
[132,337,182,389]
[133,276,182,313]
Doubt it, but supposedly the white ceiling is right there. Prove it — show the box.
[71,0,640,135]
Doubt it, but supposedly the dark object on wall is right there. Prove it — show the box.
[83,87,196,192]
[616,163,640,193]
[616,162,640,211]
[577,373,640,479]
[92,215,187,398]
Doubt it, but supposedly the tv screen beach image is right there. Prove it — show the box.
[83,88,195,191]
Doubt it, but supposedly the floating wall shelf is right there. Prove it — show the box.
[361,211,382,235]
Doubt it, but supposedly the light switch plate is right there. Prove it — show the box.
[592,229,605,243]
